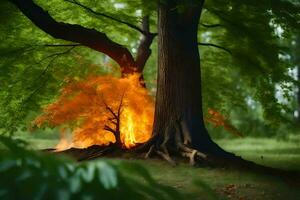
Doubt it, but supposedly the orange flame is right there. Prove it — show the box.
[33,73,154,150]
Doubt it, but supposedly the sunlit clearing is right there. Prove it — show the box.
[33,73,154,151]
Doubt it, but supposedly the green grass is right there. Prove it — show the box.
[13,129,60,149]
[122,159,299,200]
[9,132,300,200]
[217,137,300,170]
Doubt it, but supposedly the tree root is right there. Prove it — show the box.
[143,143,208,166]
[48,117,238,168]
[140,120,211,166]
[44,116,300,187]
[156,149,176,166]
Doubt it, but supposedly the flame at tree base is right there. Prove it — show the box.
[33,73,154,151]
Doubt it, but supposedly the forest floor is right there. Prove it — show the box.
[14,132,300,200]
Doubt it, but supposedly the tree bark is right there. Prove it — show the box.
[150,0,233,159]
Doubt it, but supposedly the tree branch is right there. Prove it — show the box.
[23,47,76,104]
[200,23,222,28]
[104,125,116,134]
[65,0,146,35]
[101,96,119,120]
[9,0,137,72]
[198,42,232,54]
[30,46,77,88]
[117,91,126,119]
[43,44,82,47]
[135,16,156,72]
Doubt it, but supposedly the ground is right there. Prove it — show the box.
[13,131,300,200]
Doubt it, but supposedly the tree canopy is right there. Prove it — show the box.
[0,0,299,137]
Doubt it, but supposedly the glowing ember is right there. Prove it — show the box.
[33,73,154,150]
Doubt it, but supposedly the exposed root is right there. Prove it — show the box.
[145,143,208,166]
[141,119,211,166]
[50,118,229,167]
[156,149,176,166]
[180,120,191,145]
[145,145,154,158]
[181,149,200,165]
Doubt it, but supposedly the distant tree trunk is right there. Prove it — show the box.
[295,37,300,123]
[297,67,300,123]
[147,0,233,161]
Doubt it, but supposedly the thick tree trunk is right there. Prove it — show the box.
[149,0,233,161]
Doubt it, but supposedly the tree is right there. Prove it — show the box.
[6,0,300,163]
[33,74,154,151]
[145,1,234,164]
[8,0,228,163]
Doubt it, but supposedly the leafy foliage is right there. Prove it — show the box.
[200,0,300,135]
[0,136,182,200]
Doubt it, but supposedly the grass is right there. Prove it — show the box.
[9,132,300,200]
[217,137,300,170]
[126,159,299,200]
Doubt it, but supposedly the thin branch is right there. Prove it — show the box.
[200,23,222,28]
[101,96,118,120]
[29,46,77,89]
[43,44,82,47]
[198,42,232,54]
[108,118,118,126]
[1,44,81,58]
[22,78,48,105]
[104,125,116,134]
[38,46,77,64]
[22,51,66,105]
[117,91,126,118]
[7,47,76,111]
[65,0,146,35]
[106,105,119,119]
[11,46,76,87]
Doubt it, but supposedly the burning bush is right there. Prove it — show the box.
[33,73,154,150]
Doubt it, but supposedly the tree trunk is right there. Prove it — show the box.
[295,37,300,123]
[149,0,233,161]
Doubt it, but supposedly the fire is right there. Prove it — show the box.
[33,73,154,150]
